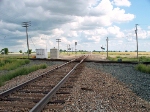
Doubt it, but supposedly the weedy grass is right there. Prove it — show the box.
[0,64,47,86]
[108,56,150,62]
[107,56,116,61]
[135,64,150,74]
[139,56,150,62]
[0,59,30,70]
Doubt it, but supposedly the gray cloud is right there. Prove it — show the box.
[0,0,138,52]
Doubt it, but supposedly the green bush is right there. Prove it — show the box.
[108,56,139,62]
[0,58,14,67]
[0,59,30,70]
[116,56,121,58]
[107,56,115,61]
[135,64,150,74]
[139,56,150,62]
[0,64,47,86]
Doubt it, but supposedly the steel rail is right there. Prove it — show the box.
[0,55,84,98]
[30,55,88,112]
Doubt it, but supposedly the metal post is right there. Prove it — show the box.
[3,36,6,57]
[56,39,61,53]
[106,37,108,59]
[135,24,138,59]
[68,44,70,55]
[67,44,68,54]
[75,42,77,55]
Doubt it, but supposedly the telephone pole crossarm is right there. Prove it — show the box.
[56,39,61,53]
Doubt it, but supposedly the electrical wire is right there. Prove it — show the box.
[29,36,37,49]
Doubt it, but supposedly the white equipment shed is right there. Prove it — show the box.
[50,48,59,59]
[36,49,48,58]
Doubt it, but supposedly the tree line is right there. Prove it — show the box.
[0,48,32,54]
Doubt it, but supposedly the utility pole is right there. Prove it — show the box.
[22,21,31,59]
[67,45,68,55]
[68,44,70,55]
[75,42,77,54]
[135,24,138,59]
[3,36,6,57]
[106,37,108,59]
[56,39,61,53]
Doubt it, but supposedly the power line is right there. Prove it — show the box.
[29,36,37,49]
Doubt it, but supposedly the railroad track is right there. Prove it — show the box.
[0,55,88,112]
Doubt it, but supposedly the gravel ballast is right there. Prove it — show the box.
[0,58,150,111]
[61,63,150,112]
[86,62,150,102]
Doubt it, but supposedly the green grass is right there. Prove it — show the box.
[139,56,150,62]
[0,59,30,70]
[135,64,150,74]
[108,56,150,62]
[0,64,47,86]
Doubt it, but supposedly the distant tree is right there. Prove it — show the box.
[60,49,63,52]
[125,50,128,52]
[27,49,32,54]
[1,48,8,54]
[19,50,22,53]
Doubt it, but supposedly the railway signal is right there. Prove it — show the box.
[101,47,105,50]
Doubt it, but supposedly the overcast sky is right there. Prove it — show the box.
[0,0,150,52]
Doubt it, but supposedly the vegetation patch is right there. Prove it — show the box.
[0,59,30,70]
[135,64,150,74]
[108,56,150,62]
[139,56,150,62]
[0,64,47,86]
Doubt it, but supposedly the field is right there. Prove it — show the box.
[92,51,150,57]
[1,51,150,60]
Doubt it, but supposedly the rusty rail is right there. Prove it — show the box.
[30,55,88,112]
[0,55,84,98]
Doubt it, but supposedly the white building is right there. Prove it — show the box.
[50,48,59,59]
[36,49,48,58]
